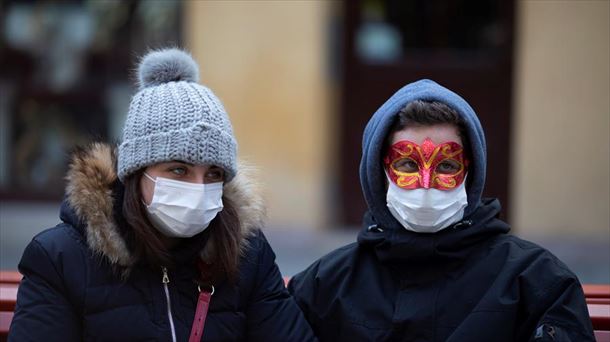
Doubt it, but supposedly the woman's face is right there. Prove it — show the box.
[140,161,225,205]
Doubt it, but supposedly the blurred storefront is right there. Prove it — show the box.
[1,0,183,200]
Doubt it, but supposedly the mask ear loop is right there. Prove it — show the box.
[143,172,157,183]
[142,172,157,207]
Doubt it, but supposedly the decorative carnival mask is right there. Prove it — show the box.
[383,138,468,191]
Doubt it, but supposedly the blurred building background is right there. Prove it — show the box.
[0,0,608,283]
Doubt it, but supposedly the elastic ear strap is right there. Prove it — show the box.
[143,172,156,183]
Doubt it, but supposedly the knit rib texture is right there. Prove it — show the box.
[117,49,237,182]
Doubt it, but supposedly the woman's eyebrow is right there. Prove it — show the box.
[169,160,194,166]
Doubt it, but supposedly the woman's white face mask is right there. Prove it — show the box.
[386,173,468,233]
[143,173,224,238]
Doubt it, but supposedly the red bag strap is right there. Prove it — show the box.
[188,286,213,342]
[189,260,214,342]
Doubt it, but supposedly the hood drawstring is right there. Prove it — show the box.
[368,220,472,233]
[367,224,384,233]
[453,220,473,230]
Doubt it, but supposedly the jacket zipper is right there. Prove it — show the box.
[162,266,177,342]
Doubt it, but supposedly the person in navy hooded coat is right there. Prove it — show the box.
[9,48,316,342]
[288,79,594,341]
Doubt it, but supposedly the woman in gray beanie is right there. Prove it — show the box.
[9,48,317,341]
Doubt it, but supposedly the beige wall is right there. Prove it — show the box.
[184,1,333,230]
[183,1,609,235]
[512,1,609,235]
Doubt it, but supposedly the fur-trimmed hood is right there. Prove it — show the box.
[63,142,265,268]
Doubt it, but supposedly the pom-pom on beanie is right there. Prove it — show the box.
[117,48,237,182]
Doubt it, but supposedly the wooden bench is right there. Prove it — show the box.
[583,284,610,341]
[0,271,20,342]
[2,272,609,340]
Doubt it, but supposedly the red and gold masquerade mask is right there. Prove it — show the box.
[383,138,468,190]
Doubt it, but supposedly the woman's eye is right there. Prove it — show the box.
[436,160,460,174]
[393,159,418,173]
[169,167,187,176]
[206,169,224,181]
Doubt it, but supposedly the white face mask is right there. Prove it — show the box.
[386,174,468,233]
[143,173,224,238]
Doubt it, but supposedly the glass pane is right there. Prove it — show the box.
[0,0,182,199]
[356,0,507,63]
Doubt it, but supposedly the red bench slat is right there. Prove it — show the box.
[589,303,610,330]
[584,284,610,299]
[0,273,21,285]
[0,285,18,312]
[595,330,610,342]
[0,311,14,340]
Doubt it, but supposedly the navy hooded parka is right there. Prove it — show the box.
[288,80,594,341]
[9,144,317,342]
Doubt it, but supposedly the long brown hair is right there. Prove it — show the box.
[121,170,243,284]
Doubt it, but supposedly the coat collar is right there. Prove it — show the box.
[64,142,265,268]
[357,198,510,264]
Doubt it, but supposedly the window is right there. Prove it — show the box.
[0,0,182,200]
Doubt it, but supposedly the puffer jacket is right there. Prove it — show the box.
[9,143,317,342]
[288,79,594,341]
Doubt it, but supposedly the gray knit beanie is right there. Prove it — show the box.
[117,48,237,182]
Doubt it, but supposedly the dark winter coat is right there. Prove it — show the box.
[9,143,316,342]
[288,80,594,341]
[289,199,594,341]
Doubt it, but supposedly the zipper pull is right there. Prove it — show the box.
[162,266,170,284]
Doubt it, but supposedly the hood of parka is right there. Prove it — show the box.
[60,142,265,269]
[360,79,487,232]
